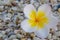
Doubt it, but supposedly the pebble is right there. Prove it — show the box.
[33,37,41,40]
[14,30,20,34]
[0,0,11,5]
[5,28,12,32]
[0,6,4,9]
[33,2,40,9]
[16,33,24,38]
[8,22,16,28]
[55,31,60,37]
[57,22,60,30]
[0,33,3,37]
[11,7,18,11]
[21,37,27,40]
[52,35,57,40]
[48,33,52,39]
[1,31,6,34]
[58,8,60,13]
[13,39,18,40]
[9,35,16,39]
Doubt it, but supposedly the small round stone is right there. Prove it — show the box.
[33,37,41,40]
[58,8,60,13]
[13,39,18,40]
[16,34,24,38]
[30,32,35,38]
[55,31,60,37]
[9,35,16,39]
[21,37,27,40]
[2,31,6,34]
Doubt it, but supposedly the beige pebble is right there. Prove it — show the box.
[57,38,60,40]
[58,8,60,13]
[21,37,27,40]
[14,30,22,34]
[0,23,2,27]
[0,19,2,22]
[16,34,24,38]
[58,0,60,2]
[40,0,45,4]
[50,0,57,4]
[30,33,35,38]
[13,39,18,40]
[57,22,60,30]
[8,9,14,14]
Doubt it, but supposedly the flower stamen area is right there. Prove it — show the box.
[28,10,49,29]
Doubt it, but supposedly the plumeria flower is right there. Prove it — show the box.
[21,4,58,38]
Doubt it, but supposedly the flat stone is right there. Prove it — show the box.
[9,35,16,39]
[33,37,41,40]
[55,31,60,36]
[13,39,18,40]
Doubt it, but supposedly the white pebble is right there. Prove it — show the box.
[55,31,60,36]
[9,35,16,39]
[13,39,18,40]
[33,37,41,40]
[11,7,18,11]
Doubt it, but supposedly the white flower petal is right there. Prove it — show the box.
[38,4,51,14]
[24,4,36,18]
[35,27,49,39]
[38,4,58,31]
[46,14,58,31]
[21,19,36,32]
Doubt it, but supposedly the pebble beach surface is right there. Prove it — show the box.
[0,0,60,40]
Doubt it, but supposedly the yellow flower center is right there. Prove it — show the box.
[28,10,49,29]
